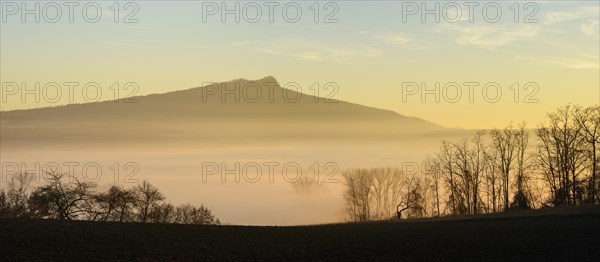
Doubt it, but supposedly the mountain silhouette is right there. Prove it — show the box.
[1,76,446,147]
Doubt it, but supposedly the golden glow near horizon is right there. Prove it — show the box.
[1,1,599,129]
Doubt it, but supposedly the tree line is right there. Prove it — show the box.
[0,172,220,225]
[342,104,599,221]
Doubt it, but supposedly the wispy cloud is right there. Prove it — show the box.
[543,5,599,25]
[438,24,540,49]
[252,39,382,63]
[516,55,599,69]
[434,3,598,49]
[581,20,600,37]
[374,33,437,50]
[378,34,410,45]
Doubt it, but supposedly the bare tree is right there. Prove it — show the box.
[405,174,425,218]
[438,141,458,215]
[483,148,501,213]
[442,132,486,215]
[511,123,531,210]
[341,168,408,221]
[370,167,404,219]
[574,105,600,204]
[150,203,176,223]
[423,155,443,216]
[536,125,560,205]
[537,105,587,206]
[133,180,165,223]
[453,138,472,214]
[0,173,35,218]
[394,174,424,219]
[93,185,136,222]
[371,168,388,220]
[174,203,219,225]
[28,171,96,220]
[290,175,326,194]
[491,124,517,211]
[469,131,486,214]
[341,169,374,222]
[1,173,221,225]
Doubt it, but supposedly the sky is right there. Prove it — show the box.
[1,0,599,129]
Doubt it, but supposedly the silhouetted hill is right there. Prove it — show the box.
[1,76,447,147]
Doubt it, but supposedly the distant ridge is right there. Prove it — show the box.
[1,76,446,147]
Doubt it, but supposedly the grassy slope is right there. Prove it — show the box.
[1,207,599,261]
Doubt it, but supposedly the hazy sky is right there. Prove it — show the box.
[1,0,599,128]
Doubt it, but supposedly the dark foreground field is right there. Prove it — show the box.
[2,207,599,261]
